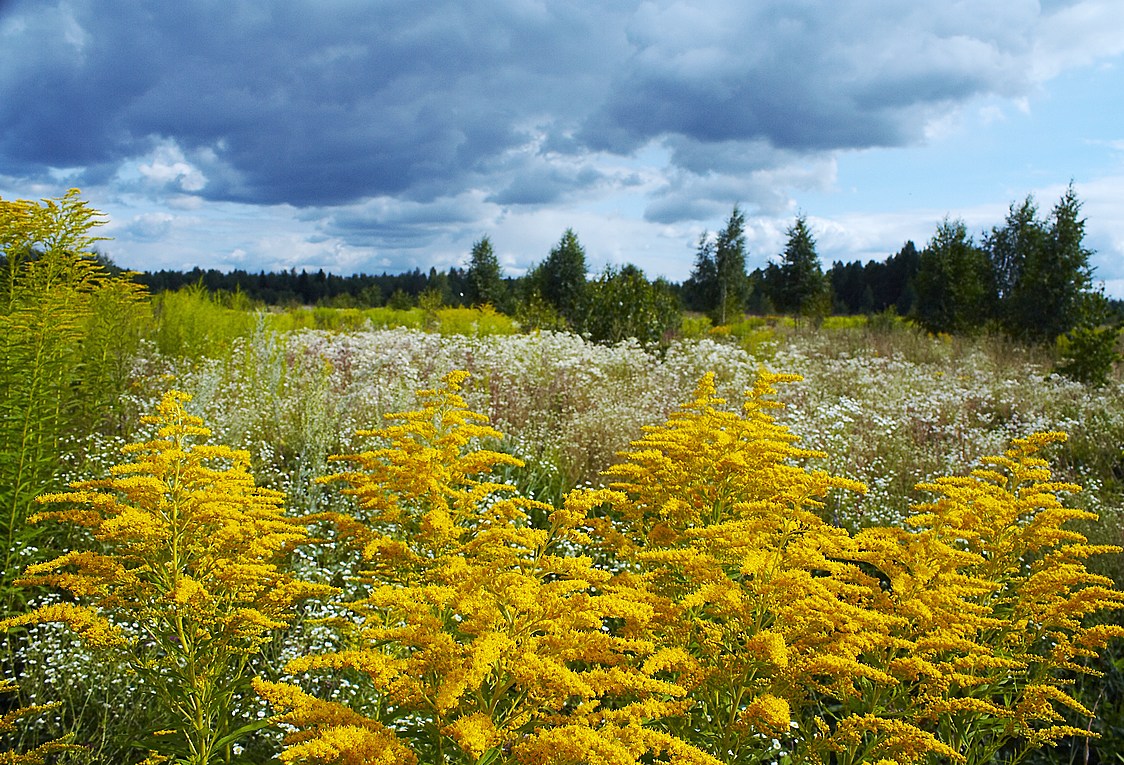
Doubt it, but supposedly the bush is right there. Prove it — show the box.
[1056,324,1120,386]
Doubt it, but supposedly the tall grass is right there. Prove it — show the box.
[150,283,257,359]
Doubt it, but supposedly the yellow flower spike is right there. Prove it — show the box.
[838,429,1124,762]
[265,372,714,765]
[1,391,332,764]
[591,371,888,762]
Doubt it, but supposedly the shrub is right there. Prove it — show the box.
[1056,324,1120,386]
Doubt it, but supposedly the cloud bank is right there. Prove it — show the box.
[2,0,1123,280]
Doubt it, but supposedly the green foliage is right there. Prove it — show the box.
[465,235,505,309]
[0,189,149,608]
[259,304,518,336]
[577,264,681,345]
[772,213,830,320]
[990,185,1096,343]
[387,288,415,310]
[431,305,518,336]
[0,678,78,763]
[1056,324,1120,386]
[532,228,588,327]
[514,288,568,332]
[685,206,750,325]
[417,287,445,329]
[985,195,1041,312]
[677,314,714,338]
[829,241,921,316]
[913,217,995,335]
[152,283,256,359]
[682,231,719,313]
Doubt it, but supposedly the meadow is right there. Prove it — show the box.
[2,284,1121,764]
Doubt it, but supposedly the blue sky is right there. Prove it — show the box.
[2,0,1123,295]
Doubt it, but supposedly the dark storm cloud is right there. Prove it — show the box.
[581,0,1033,157]
[0,0,630,205]
[0,0,1059,224]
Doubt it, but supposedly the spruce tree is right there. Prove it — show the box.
[536,228,588,326]
[465,236,504,308]
[774,214,829,318]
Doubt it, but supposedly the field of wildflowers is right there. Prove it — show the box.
[3,315,1123,764]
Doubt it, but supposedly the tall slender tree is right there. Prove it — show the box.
[773,214,829,318]
[534,228,588,326]
[465,236,504,308]
[712,205,749,325]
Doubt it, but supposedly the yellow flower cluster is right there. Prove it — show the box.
[576,372,1123,765]
[262,371,718,765]
[11,369,1116,765]
[1,391,333,764]
[848,431,1124,762]
[257,369,1122,765]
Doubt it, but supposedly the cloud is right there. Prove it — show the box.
[1031,0,1124,79]
[580,1,1034,156]
[0,0,626,208]
[2,0,1122,287]
[1,0,1090,211]
[123,212,177,241]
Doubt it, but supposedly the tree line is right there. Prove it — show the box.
[134,184,1119,350]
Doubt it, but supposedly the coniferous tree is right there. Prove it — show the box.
[773,214,829,319]
[913,218,994,335]
[534,228,588,327]
[465,236,504,308]
[887,240,921,315]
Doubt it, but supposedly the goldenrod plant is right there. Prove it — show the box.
[0,679,77,764]
[0,190,149,609]
[852,431,1124,764]
[583,371,918,764]
[582,372,1123,765]
[0,391,332,764]
[256,371,719,765]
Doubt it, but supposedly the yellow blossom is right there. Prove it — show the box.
[262,372,713,765]
[739,694,791,735]
[1,391,333,764]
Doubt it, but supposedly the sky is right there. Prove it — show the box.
[2,0,1123,295]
